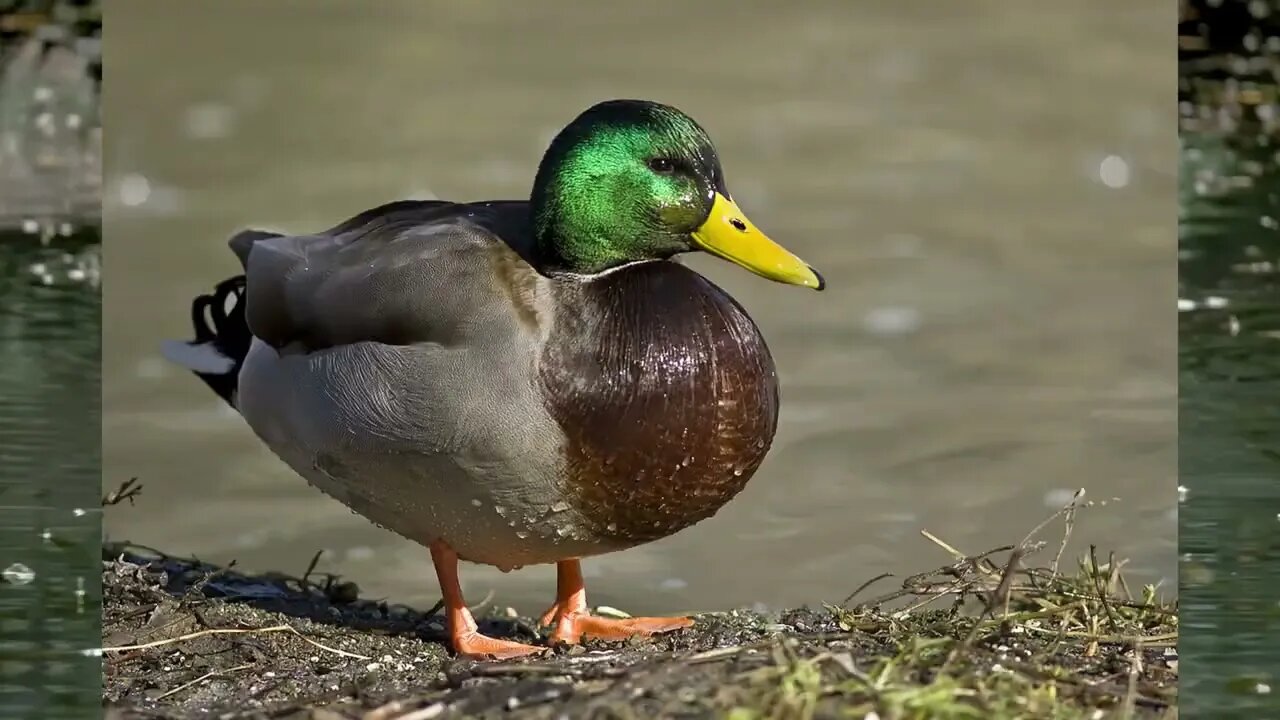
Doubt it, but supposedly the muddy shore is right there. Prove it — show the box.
[100,495,1177,720]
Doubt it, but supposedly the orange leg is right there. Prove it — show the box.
[429,540,545,660]
[540,559,694,645]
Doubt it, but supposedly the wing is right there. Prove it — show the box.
[229,200,541,352]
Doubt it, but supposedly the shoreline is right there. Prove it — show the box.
[100,509,1178,719]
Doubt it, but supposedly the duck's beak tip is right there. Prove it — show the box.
[809,266,826,291]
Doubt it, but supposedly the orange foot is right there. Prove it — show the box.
[538,559,694,646]
[548,609,693,645]
[452,630,546,661]
[429,539,547,661]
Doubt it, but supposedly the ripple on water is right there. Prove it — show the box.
[0,228,102,716]
[1180,130,1280,714]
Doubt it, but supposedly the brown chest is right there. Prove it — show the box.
[540,262,780,545]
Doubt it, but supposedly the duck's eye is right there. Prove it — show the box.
[647,157,679,175]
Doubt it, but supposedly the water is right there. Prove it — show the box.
[102,1,1174,617]
[0,229,101,720]
[1179,134,1280,717]
[0,28,100,228]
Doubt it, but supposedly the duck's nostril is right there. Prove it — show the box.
[729,218,747,232]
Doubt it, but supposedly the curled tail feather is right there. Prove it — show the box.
[160,275,251,407]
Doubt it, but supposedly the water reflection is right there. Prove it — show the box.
[1179,134,1280,716]
[0,229,101,719]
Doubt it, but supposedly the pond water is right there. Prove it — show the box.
[0,229,101,719]
[103,1,1174,618]
[1179,133,1280,718]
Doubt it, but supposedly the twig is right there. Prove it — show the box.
[181,560,238,611]
[101,624,369,660]
[394,704,447,720]
[941,547,1025,673]
[841,572,893,608]
[687,645,751,664]
[364,700,447,720]
[102,478,142,507]
[857,544,1015,610]
[422,598,445,619]
[1014,626,1178,645]
[686,637,784,665]
[920,529,966,561]
[1088,546,1120,630]
[153,663,253,700]
[894,580,968,615]
[300,549,324,588]
[1018,488,1085,557]
[990,547,1024,620]
[1051,490,1083,575]
[363,700,411,720]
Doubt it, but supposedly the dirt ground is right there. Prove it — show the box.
[100,491,1177,720]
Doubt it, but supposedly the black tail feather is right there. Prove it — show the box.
[171,275,251,407]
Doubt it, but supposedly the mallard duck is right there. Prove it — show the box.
[162,99,823,660]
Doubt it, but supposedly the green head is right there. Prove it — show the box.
[530,99,823,290]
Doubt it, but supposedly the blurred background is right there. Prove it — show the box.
[1180,0,1280,715]
[103,1,1173,619]
[0,1,101,718]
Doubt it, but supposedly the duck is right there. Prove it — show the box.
[161,99,824,660]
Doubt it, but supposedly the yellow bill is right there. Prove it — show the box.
[691,193,824,290]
